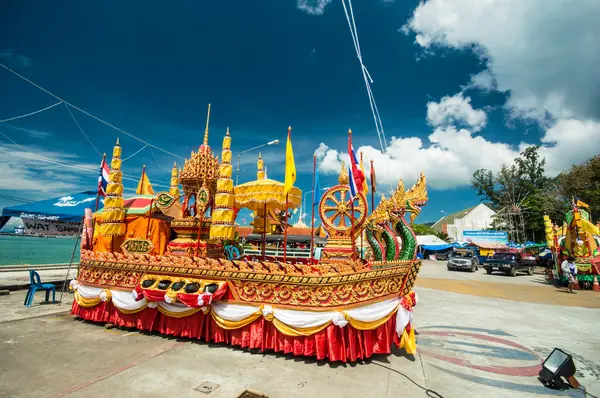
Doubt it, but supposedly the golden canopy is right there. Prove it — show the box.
[233,153,301,212]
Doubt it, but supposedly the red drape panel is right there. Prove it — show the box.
[71,301,404,362]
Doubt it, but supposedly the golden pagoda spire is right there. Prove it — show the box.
[203,103,211,145]
[169,161,180,196]
[210,128,236,241]
[257,152,265,180]
[99,138,125,239]
[338,160,349,185]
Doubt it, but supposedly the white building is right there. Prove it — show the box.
[431,203,496,242]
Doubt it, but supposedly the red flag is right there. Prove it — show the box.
[347,130,365,198]
[370,159,376,193]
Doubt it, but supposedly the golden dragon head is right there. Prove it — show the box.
[389,173,428,224]
[365,193,391,230]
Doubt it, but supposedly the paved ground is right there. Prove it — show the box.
[0,260,599,398]
[0,267,76,290]
[417,261,600,308]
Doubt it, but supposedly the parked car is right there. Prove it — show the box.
[447,249,479,272]
[482,252,534,277]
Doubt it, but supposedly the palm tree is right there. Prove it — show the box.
[434,231,452,243]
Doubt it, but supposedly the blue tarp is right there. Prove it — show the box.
[1,191,97,222]
[420,244,454,251]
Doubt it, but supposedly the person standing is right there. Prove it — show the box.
[561,256,578,293]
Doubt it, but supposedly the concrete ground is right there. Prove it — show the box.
[0,267,77,291]
[0,260,599,398]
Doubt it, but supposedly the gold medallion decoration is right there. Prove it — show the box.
[197,187,210,214]
[319,185,366,237]
[121,238,155,254]
[155,191,177,209]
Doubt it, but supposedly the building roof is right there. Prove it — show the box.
[416,235,447,246]
[431,203,493,231]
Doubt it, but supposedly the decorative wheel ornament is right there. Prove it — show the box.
[319,185,366,236]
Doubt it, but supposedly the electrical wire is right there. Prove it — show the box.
[367,360,444,398]
[148,146,172,182]
[0,145,170,189]
[122,144,148,161]
[341,0,394,191]
[64,103,102,157]
[0,62,184,160]
[0,101,63,123]
[575,387,599,398]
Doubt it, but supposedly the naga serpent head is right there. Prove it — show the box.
[389,173,428,224]
[365,194,391,231]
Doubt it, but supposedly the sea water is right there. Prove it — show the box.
[0,235,80,266]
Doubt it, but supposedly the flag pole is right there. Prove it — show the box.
[310,154,316,264]
[360,152,364,259]
[140,164,146,194]
[283,194,289,262]
[95,153,106,212]
[351,196,356,261]
[146,199,153,239]
[370,159,375,214]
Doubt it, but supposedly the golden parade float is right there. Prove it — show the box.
[71,107,428,362]
[544,199,600,291]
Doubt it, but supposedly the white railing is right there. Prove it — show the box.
[243,247,311,259]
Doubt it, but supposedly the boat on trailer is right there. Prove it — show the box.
[71,109,427,362]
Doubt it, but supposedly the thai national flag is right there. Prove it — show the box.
[347,133,365,200]
[97,157,110,197]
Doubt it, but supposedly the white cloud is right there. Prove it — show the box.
[0,144,96,193]
[317,127,519,191]
[426,93,487,131]
[538,119,600,176]
[297,0,332,16]
[316,109,600,191]
[462,70,496,92]
[403,0,600,123]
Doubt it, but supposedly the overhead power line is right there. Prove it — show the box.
[0,62,184,160]
[0,101,64,123]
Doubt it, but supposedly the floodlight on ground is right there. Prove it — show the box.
[538,348,580,391]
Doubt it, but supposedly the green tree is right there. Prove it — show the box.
[471,146,558,243]
[556,155,600,221]
[412,223,435,235]
[434,231,452,243]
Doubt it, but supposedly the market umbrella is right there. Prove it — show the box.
[234,154,301,259]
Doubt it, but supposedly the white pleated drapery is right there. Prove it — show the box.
[71,281,415,336]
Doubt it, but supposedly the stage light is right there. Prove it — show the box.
[538,348,580,390]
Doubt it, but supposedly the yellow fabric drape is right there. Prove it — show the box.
[115,304,149,315]
[157,306,201,318]
[74,291,102,308]
[399,327,416,355]
[272,318,332,337]
[211,310,262,330]
[346,307,398,330]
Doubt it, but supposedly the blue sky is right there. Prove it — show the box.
[1,0,599,226]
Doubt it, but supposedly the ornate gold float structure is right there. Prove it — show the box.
[72,107,428,362]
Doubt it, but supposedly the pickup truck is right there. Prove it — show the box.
[482,252,535,277]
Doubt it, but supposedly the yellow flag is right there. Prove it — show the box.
[359,153,368,196]
[576,199,589,209]
[136,166,155,195]
[284,127,296,195]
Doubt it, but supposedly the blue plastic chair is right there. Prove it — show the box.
[224,245,240,260]
[24,270,56,307]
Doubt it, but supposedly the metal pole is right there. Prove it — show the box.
[283,194,289,262]
[59,218,84,304]
[310,155,316,264]
[351,197,356,261]
[236,153,241,186]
